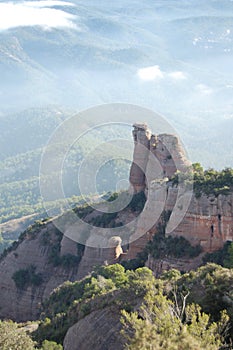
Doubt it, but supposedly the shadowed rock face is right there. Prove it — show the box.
[0,217,127,321]
[63,307,124,350]
[0,221,81,322]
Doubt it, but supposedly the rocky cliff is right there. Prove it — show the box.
[128,123,233,259]
[0,208,131,321]
[0,220,81,321]
[63,306,124,350]
[129,123,190,193]
[0,123,232,322]
[127,188,233,259]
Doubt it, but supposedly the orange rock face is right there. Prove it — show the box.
[127,123,233,259]
[126,191,233,261]
[168,193,233,252]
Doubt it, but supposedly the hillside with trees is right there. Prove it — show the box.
[0,107,131,251]
[0,181,232,348]
[1,263,232,349]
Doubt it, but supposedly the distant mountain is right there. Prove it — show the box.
[0,0,232,168]
[0,0,232,237]
[0,106,71,160]
[0,105,131,239]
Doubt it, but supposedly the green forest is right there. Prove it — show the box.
[2,263,233,349]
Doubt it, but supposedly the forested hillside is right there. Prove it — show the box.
[0,107,131,251]
[1,263,232,349]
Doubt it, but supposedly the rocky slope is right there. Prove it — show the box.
[0,185,231,322]
[0,213,40,252]
[63,306,124,350]
[0,206,134,321]
[0,123,232,322]
[0,220,80,321]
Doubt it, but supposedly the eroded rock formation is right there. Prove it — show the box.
[167,192,233,252]
[129,123,190,194]
[0,215,127,321]
[0,122,232,323]
[127,123,233,260]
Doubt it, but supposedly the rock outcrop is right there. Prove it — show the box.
[0,122,232,322]
[129,123,151,193]
[145,253,206,277]
[0,214,127,321]
[0,221,81,321]
[127,123,233,260]
[129,123,190,194]
[77,235,125,280]
[63,306,124,350]
[167,192,233,251]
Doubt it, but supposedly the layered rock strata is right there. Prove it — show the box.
[0,122,232,322]
[128,123,233,259]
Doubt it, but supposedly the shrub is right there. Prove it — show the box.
[147,233,202,260]
[203,241,232,266]
[127,191,146,212]
[12,265,43,290]
[0,320,36,349]
[41,340,63,349]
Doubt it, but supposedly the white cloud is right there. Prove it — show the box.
[25,1,75,7]
[137,65,164,81]
[137,66,188,83]
[223,114,233,120]
[0,1,77,31]
[196,84,213,95]
[168,71,187,80]
[192,37,202,46]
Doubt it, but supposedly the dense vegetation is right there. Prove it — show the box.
[203,241,233,268]
[0,320,62,349]
[193,164,233,197]
[172,163,233,198]
[1,263,233,349]
[29,263,233,349]
[12,265,43,290]
[122,291,229,350]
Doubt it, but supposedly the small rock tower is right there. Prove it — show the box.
[129,123,151,193]
[129,123,191,194]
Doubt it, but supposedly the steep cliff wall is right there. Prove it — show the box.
[129,123,190,194]
[128,123,233,260]
[0,122,232,322]
[129,123,151,193]
[167,192,233,251]
[0,220,81,321]
[127,189,233,259]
